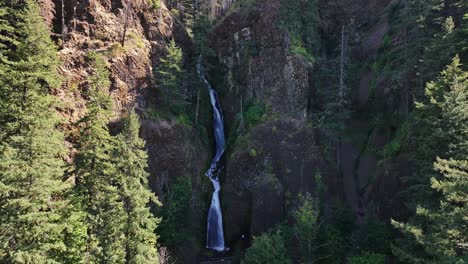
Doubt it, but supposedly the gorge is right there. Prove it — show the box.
[0,0,466,263]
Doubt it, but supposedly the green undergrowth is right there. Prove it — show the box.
[144,107,193,127]
[226,102,266,151]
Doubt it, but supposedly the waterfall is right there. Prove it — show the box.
[197,60,226,252]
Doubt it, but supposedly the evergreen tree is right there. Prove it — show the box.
[157,39,185,113]
[0,1,84,262]
[116,109,161,263]
[75,52,126,263]
[392,56,468,263]
[157,176,192,247]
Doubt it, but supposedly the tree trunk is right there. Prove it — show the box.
[195,86,200,124]
[239,93,245,132]
[337,26,345,171]
[121,1,130,47]
[61,0,66,42]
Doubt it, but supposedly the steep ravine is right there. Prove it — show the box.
[41,0,409,262]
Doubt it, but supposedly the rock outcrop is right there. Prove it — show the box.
[209,0,312,125]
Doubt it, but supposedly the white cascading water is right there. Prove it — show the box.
[197,60,226,251]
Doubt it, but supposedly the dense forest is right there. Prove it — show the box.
[0,0,466,263]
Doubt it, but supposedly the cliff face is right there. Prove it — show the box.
[206,0,407,247]
[40,0,191,120]
[209,0,310,123]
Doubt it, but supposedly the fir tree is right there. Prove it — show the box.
[392,56,468,263]
[0,1,84,262]
[116,109,161,263]
[75,52,126,263]
[157,39,185,113]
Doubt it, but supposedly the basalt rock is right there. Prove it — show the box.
[209,0,312,128]
[222,119,331,246]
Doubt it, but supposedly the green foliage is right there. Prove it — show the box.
[76,53,127,263]
[382,121,409,158]
[280,0,320,60]
[77,56,161,263]
[193,15,216,61]
[383,140,401,158]
[106,42,127,57]
[349,252,385,264]
[316,204,355,263]
[249,148,257,157]
[145,107,161,120]
[157,39,185,114]
[116,110,161,263]
[0,1,85,262]
[128,32,145,49]
[293,194,319,263]
[356,213,392,255]
[393,57,468,263]
[242,230,292,264]
[176,113,193,127]
[245,103,266,127]
[290,37,315,63]
[158,176,192,247]
[149,0,160,10]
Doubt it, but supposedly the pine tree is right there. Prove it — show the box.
[392,56,468,263]
[0,1,85,262]
[75,52,126,263]
[116,109,161,263]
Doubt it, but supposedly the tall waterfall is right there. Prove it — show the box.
[197,60,226,251]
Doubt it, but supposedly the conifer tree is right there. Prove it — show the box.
[75,52,126,263]
[157,39,185,113]
[392,56,468,263]
[116,109,161,263]
[0,1,85,262]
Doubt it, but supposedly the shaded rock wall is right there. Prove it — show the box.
[222,119,332,246]
[209,0,311,127]
[206,0,408,249]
